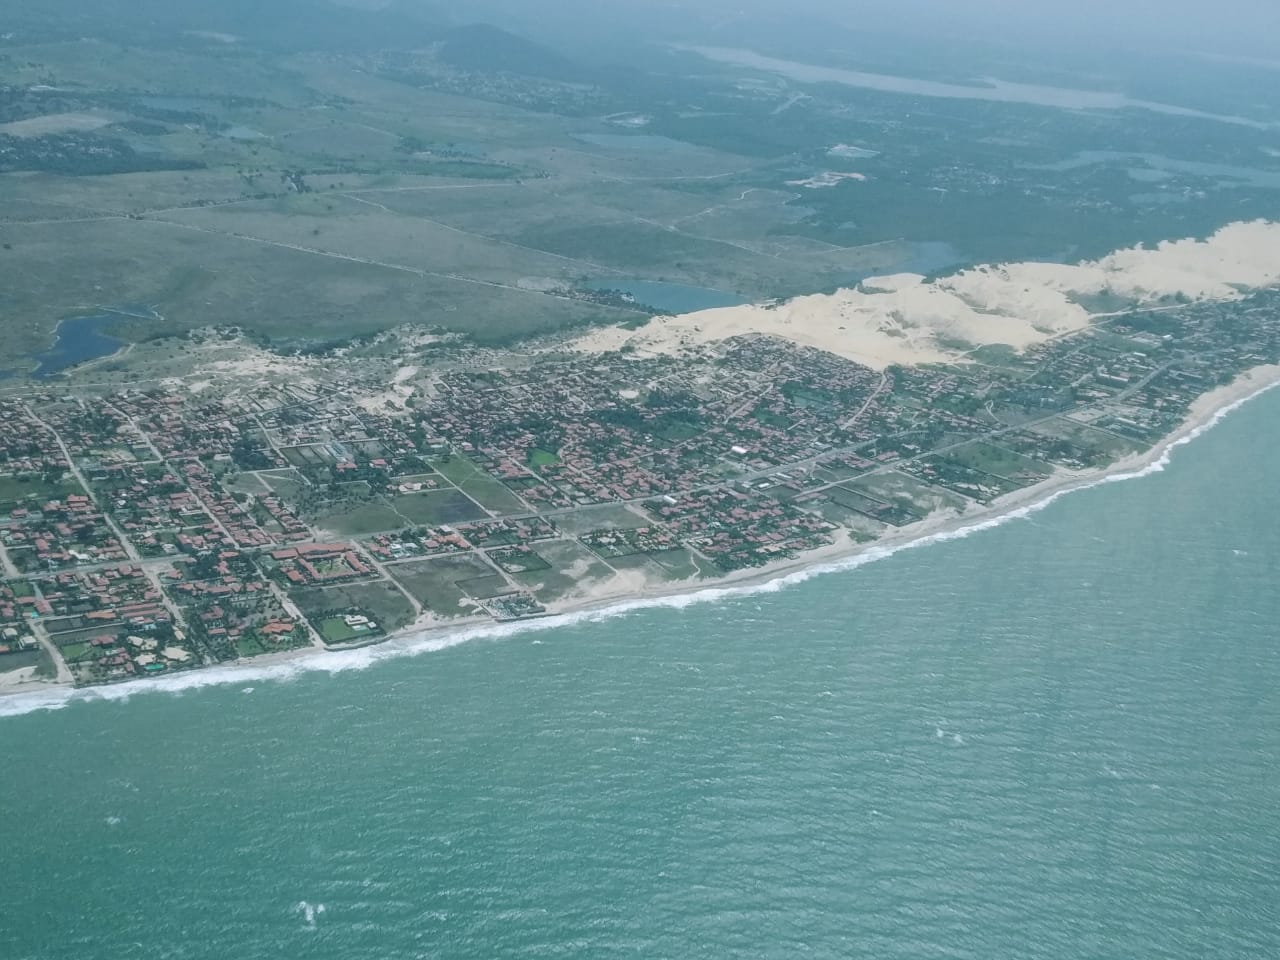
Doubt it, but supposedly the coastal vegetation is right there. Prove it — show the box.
[4,0,1279,371]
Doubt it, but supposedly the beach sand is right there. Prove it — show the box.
[7,363,1279,710]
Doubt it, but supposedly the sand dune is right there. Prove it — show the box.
[569,221,1280,368]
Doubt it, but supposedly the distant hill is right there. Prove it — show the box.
[7,0,444,52]
[434,24,590,83]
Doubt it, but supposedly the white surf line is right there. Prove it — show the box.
[5,371,1278,720]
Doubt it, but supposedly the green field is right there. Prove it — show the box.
[845,471,970,518]
[311,500,403,537]
[429,456,527,515]
[0,474,85,507]
[289,581,416,635]
[387,555,494,619]
[386,490,489,527]
[942,441,1054,482]
[315,617,370,645]
[509,539,615,604]
[0,0,1270,378]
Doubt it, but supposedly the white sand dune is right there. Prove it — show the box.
[569,221,1280,369]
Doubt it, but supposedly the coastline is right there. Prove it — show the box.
[4,362,1280,716]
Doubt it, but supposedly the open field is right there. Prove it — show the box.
[310,500,403,537]
[289,581,416,633]
[386,490,489,527]
[429,456,527,515]
[0,475,86,508]
[508,539,615,604]
[387,554,494,619]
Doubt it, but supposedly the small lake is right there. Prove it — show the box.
[31,313,128,379]
[593,280,747,314]
[681,46,1266,128]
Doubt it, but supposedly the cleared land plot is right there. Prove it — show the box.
[387,490,487,526]
[0,198,107,223]
[429,455,526,515]
[845,471,969,518]
[1029,417,1145,459]
[281,445,330,467]
[508,539,615,605]
[223,473,272,495]
[825,484,921,527]
[809,499,886,539]
[311,500,403,537]
[0,168,279,217]
[606,546,716,582]
[455,574,515,601]
[289,581,416,634]
[388,554,493,619]
[0,112,116,137]
[0,475,85,508]
[942,441,1054,482]
[552,503,649,536]
[0,647,51,677]
[259,471,308,501]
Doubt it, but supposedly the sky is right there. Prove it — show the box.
[464,0,1280,59]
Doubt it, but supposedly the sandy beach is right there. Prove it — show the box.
[6,362,1279,711]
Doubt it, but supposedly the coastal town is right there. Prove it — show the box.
[1,285,1279,691]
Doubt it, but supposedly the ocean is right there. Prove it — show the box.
[2,389,1279,959]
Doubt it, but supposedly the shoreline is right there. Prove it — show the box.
[4,362,1280,715]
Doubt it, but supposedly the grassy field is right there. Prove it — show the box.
[508,539,614,605]
[386,489,488,527]
[844,471,970,519]
[0,31,933,369]
[429,456,527,515]
[388,554,493,618]
[942,441,1054,482]
[1028,417,1145,459]
[290,581,416,633]
[4,6,1256,378]
[605,546,716,582]
[310,500,404,537]
[0,474,85,507]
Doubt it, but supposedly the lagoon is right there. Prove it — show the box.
[31,314,126,379]
[683,46,1269,128]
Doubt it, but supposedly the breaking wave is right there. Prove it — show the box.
[2,375,1276,721]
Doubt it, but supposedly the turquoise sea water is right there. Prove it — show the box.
[3,390,1280,958]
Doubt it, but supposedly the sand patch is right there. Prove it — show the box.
[356,365,418,412]
[786,171,867,188]
[0,666,40,691]
[568,220,1280,369]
